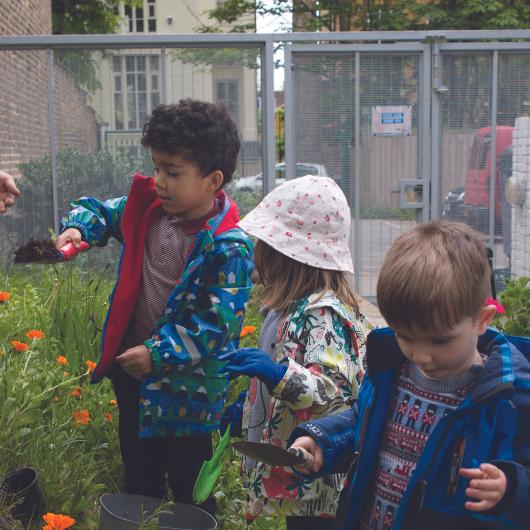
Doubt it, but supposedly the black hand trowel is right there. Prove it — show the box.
[232,441,314,469]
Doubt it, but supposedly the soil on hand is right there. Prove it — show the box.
[14,238,62,264]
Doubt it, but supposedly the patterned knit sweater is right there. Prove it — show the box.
[360,360,484,530]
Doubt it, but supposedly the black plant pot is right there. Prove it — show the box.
[99,494,217,530]
[0,467,44,523]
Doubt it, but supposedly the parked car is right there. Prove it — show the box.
[231,162,331,193]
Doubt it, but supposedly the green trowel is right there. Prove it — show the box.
[193,427,233,504]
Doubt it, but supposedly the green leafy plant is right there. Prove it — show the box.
[493,276,530,336]
[0,267,281,529]
[138,500,175,530]
[0,147,153,263]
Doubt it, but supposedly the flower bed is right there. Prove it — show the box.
[0,266,281,530]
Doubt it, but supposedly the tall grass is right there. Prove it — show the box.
[0,265,119,528]
[0,266,284,530]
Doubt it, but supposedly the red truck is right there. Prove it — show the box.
[443,126,514,236]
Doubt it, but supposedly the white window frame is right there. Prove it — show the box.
[215,79,240,126]
[121,0,156,34]
[112,53,160,131]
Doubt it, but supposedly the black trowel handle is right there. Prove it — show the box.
[288,446,314,470]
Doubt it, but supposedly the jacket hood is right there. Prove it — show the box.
[366,327,530,404]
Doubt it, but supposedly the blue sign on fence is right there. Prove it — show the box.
[381,112,404,124]
[372,106,412,136]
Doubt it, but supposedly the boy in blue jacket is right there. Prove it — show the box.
[55,100,253,514]
[289,221,529,530]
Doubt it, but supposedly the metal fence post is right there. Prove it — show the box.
[430,37,447,220]
[284,45,296,181]
[46,47,60,234]
[354,52,361,294]
[161,46,167,105]
[261,38,276,194]
[420,44,432,222]
[489,50,499,252]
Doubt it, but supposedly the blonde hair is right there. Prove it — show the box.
[254,240,360,316]
[377,221,491,334]
[377,221,491,333]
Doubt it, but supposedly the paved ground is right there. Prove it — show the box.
[355,218,510,307]
[360,298,387,328]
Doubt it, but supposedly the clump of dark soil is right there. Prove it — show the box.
[14,238,62,264]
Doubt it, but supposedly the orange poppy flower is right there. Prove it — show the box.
[52,396,60,403]
[103,412,113,423]
[26,329,45,340]
[85,360,97,372]
[56,355,68,366]
[42,512,76,529]
[109,399,117,406]
[73,409,90,425]
[70,386,81,399]
[240,325,257,338]
[0,292,10,303]
[11,340,29,352]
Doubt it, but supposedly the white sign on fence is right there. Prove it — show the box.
[371,106,412,136]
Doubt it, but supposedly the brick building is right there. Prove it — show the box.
[0,0,98,260]
[0,0,97,178]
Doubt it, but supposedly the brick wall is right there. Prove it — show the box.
[0,0,52,35]
[511,117,530,277]
[0,0,97,178]
[0,0,98,260]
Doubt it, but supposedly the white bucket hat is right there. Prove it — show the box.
[238,175,353,272]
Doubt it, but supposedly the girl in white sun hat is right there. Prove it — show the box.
[218,175,372,530]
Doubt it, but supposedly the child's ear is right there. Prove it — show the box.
[206,170,224,191]
[476,305,497,334]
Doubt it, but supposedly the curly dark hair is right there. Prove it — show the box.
[141,99,240,186]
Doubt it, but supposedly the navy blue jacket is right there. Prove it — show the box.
[291,327,530,530]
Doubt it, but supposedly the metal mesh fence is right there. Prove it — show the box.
[357,53,420,298]
[441,49,530,289]
[441,53,494,256]
[0,49,54,261]
[0,45,263,267]
[291,51,421,297]
[292,53,355,198]
[2,33,530,296]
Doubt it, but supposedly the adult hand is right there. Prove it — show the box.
[460,463,507,512]
[218,348,288,392]
[289,436,323,474]
[55,228,83,249]
[116,345,153,380]
[0,171,21,213]
[220,389,247,437]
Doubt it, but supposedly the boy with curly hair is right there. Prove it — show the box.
[56,100,253,514]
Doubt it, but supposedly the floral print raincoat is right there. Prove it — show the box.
[241,291,371,520]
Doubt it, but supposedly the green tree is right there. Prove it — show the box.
[52,0,140,35]
[409,0,530,30]
[52,0,141,93]
[202,0,530,32]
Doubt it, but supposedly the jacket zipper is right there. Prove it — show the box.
[355,402,371,466]
[417,479,427,511]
